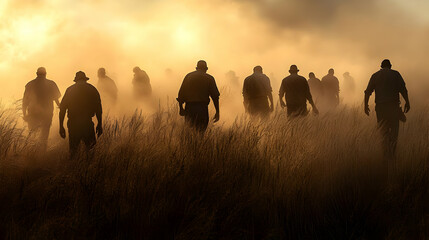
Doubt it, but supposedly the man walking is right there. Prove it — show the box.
[364,59,410,157]
[242,66,274,117]
[321,68,340,108]
[132,66,152,100]
[177,60,220,131]
[279,65,319,117]
[97,68,118,107]
[22,67,61,150]
[307,72,323,103]
[59,71,103,156]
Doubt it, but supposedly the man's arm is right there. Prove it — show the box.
[268,92,274,111]
[305,80,318,114]
[265,76,274,111]
[279,81,286,108]
[398,73,410,113]
[59,97,66,139]
[212,97,220,122]
[95,91,103,137]
[22,87,28,119]
[364,75,375,116]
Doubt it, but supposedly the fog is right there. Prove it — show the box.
[1,0,428,117]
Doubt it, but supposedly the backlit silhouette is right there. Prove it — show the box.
[22,67,61,151]
[279,65,319,117]
[242,66,274,117]
[132,66,152,100]
[307,72,323,104]
[97,68,118,107]
[59,71,103,156]
[364,59,410,158]
[177,60,220,131]
[321,68,340,108]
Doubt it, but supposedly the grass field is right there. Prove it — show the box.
[0,104,428,239]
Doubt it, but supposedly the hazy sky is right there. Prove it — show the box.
[0,0,428,106]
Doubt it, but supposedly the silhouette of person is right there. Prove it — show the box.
[59,71,103,156]
[307,72,323,103]
[97,68,118,107]
[279,65,319,117]
[242,66,274,116]
[225,70,240,88]
[177,60,220,131]
[22,67,61,150]
[132,66,152,100]
[321,68,340,107]
[364,59,410,157]
[343,72,355,94]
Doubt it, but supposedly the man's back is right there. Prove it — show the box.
[178,70,220,104]
[280,74,311,107]
[243,73,272,99]
[24,78,61,116]
[308,77,322,95]
[98,76,118,100]
[60,82,102,120]
[365,68,406,104]
[322,75,339,95]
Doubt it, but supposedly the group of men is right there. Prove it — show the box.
[22,66,152,156]
[23,59,410,158]
[177,59,410,157]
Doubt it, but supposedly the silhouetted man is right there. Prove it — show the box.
[279,65,319,117]
[225,70,240,88]
[59,71,103,156]
[132,67,152,100]
[343,72,355,94]
[22,67,61,150]
[177,60,220,131]
[242,66,274,116]
[364,59,410,157]
[97,68,118,106]
[322,68,340,107]
[307,72,323,103]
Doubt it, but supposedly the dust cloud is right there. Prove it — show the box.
[1,0,428,117]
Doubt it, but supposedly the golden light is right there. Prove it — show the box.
[1,16,53,61]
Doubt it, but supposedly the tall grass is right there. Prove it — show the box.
[0,105,428,239]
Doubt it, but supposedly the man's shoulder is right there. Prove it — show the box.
[25,79,38,88]
[46,79,59,87]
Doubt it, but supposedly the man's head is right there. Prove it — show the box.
[36,67,47,78]
[74,71,89,82]
[133,66,141,74]
[343,72,350,77]
[253,66,263,74]
[328,68,335,75]
[98,68,106,78]
[309,72,315,78]
[381,59,392,69]
[196,60,208,72]
[289,65,299,74]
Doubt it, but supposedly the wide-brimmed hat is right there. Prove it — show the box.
[289,65,299,73]
[196,60,208,70]
[74,71,89,82]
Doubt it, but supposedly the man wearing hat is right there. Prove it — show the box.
[22,67,61,150]
[364,59,410,157]
[59,71,103,156]
[177,60,220,131]
[279,65,319,117]
[242,66,274,116]
[321,68,340,108]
